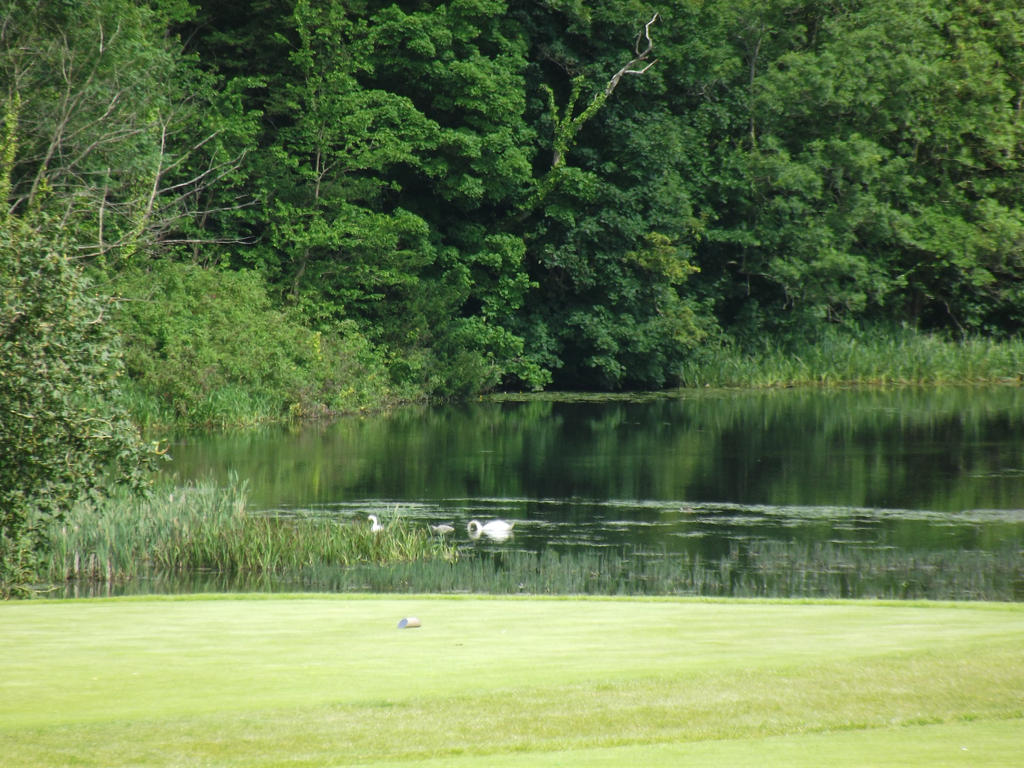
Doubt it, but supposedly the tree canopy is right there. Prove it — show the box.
[3,0,1023,397]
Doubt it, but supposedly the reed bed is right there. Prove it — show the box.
[40,480,1020,601]
[118,383,285,432]
[678,331,1024,388]
[225,540,1021,602]
[42,477,456,590]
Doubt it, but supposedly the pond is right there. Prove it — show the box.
[164,386,1024,599]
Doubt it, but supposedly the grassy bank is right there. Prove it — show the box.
[125,326,1024,432]
[1,596,1021,766]
[678,330,1024,388]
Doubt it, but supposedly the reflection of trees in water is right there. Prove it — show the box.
[62,539,1022,601]
[166,386,1024,529]
[138,389,1024,599]
[395,537,1024,601]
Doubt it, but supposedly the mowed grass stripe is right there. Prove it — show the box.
[368,720,1024,768]
[1,596,1022,767]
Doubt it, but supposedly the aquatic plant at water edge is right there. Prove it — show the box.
[253,540,1021,602]
[678,328,1024,388]
[50,531,1022,602]
[40,477,456,590]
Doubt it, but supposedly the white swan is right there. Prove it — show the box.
[467,519,514,541]
[368,514,384,532]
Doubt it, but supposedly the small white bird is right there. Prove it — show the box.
[430,523,455,535]
[467,519,514,541]
[368,514,384,532]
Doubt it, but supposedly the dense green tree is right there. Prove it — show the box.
[186,0,547,393]
[675,0,1024,342]
[0,0,251,593]
[113,260,402,426]
[257,1,440,322]
[0,216,159,596]
[362,0,545,391]
[508,2,707,387]
[0,0,253,267]
[6,0,1024,433]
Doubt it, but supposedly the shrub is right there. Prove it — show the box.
[112,261,409,428]
[0,218,158,597]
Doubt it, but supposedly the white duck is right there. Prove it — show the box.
[430,523,455,535]
[368,514,384,532]
[467,519,515,541]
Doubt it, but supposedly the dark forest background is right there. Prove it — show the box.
[4,0,1024,410]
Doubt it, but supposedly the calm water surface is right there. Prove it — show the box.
[165,387,1024,572]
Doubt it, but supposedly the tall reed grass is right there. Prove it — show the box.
[41,477,456,590]
[256,541,1019,601]
[56,538,1020,601]
[40,477,1019,601]
[119,382,284,432]
[678,329,1024,388]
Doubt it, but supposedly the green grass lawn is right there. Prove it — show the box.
[1,595,1022,767]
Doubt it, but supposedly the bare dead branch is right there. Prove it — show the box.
[518,12,661,218]
[605,13,659,97]
[157,151,248,197]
